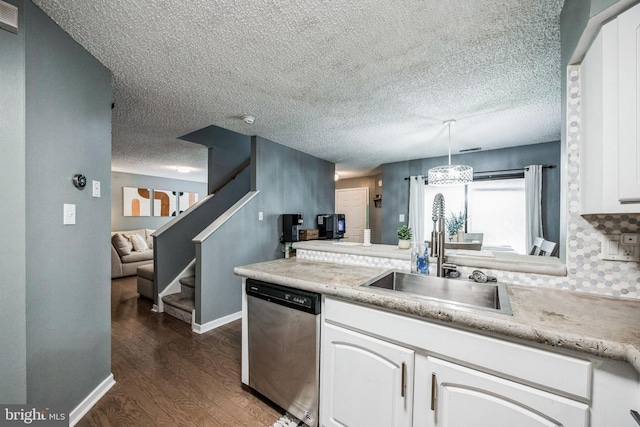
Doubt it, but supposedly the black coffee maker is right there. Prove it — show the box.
[282,214,303,242]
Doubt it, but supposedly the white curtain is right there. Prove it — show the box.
[408,176,426,244]
[524,165,544,252]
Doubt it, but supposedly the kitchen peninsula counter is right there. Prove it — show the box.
[234,257,640,374]
[292,240,567,276]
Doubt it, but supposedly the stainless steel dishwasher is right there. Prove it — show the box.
[246,279,321,427]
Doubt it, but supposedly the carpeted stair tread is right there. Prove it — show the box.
[162,293,195,312]
[179,275,196,288]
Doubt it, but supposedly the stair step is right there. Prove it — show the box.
[163,293,195,311]
[179,275,196,299]
[162,293,194,324]
[179,275,195,288]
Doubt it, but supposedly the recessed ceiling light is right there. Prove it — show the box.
[176,167,191,173]
[242,115,255,125]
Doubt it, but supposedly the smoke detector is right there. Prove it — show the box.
[242,115,255,125]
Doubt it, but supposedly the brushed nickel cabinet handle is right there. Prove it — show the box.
[431,373,436,411]
[401,362,406,397]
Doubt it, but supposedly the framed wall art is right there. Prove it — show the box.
[123,187,151,217]
[153,189,177,217]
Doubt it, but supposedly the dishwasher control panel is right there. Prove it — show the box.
[246,279,320,315]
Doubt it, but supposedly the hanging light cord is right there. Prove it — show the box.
[444,119,455,166]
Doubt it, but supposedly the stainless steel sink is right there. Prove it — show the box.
[362,271,512,315]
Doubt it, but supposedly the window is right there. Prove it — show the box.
[467,179,525,253]
[421,178,526,254]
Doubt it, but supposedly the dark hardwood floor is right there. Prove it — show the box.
[77,277,283,427]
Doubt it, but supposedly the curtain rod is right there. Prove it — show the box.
[403,164,556,180]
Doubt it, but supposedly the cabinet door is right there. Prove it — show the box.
[320,323,414,427]
[619,3,640,203]
[422,357,588,427]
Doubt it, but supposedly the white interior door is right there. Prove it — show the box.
[335,187,368,243]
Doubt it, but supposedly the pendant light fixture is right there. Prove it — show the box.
[428,119,473,186]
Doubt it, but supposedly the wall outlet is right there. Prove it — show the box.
[600,234,640,261]
[621,245,635,257]
[621,233,639,246]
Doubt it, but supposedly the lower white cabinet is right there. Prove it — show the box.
[417,355,589,427]
[321,296,639,427]
[320,322,414,427]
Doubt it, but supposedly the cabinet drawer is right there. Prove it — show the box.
[324,297,592,400]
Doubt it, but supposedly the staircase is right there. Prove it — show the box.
[162,275,195,324]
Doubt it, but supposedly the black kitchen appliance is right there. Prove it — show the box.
[317,214,346,239]
[282,214,304,242]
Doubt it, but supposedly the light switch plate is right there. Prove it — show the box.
[258,211,263,221]
[63,204,76,225]
[399,214,405,222]
[92,180,100,197]
[600,234,640,261]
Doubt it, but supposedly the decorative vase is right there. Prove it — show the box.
[457,230,465,242]
[398,239,411,249]
[363,229,371,246]
[450,234,458,242]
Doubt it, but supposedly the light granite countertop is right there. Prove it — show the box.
[234,258,640,373]
[293,240,567,276]
[293,240,411,259]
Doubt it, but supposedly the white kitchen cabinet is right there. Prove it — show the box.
[580,3,640,213]
[322,296,639,427]
[320,322,414,427]
[419,355,589,427]
[618,3,640,203]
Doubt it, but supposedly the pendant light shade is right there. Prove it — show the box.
[428,120,473,186]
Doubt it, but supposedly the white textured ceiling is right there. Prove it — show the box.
[33,0,564,182]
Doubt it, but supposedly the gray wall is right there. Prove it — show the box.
[336,174,383,244]
[0,0,27,404]
[381,141,561,249]
[253,136,336,258]
[22,0,112,410]
[111,171,207,231]
[179,125,252,194]
[196,136,334,325]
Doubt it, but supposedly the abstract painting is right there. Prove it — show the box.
[123,187,151,216]
[179,191,199,213]
[153,189,177,217]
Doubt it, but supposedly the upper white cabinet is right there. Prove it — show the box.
[580,3,640,214]
[618,4,640,203]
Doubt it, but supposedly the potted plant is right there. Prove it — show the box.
[446,211,466,241]
[397,225,412,249]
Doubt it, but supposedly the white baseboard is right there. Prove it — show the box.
[192,311,241,334]
[69,373,115,426]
